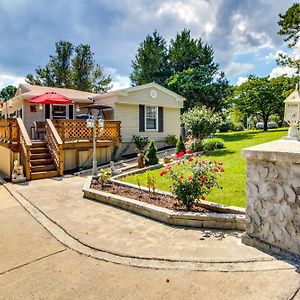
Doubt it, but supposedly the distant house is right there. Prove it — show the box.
[0,82,184,180]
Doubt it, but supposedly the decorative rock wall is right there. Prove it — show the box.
[243,140,300,255]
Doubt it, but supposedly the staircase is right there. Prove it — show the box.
[29,140,59,180]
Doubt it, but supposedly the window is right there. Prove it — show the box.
[145,106,158,130]
[52,105,67,119]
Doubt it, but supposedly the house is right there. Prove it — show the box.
[0,82,184,180]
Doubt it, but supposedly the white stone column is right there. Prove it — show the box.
[242,139,300,255]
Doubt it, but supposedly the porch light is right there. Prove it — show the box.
[86,117,94,128]
[98,117,104,130]
[38,103,43,111]
[76,105,80,113]
[284,83,300,140]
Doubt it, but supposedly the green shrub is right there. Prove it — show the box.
[145,141,159,165]
[160,155,224,210]
[98,168,111,186]
[175,135,186,154]
[182,106,222,140]
[185,136,203,152]
[133,135,149,152]
[165,134,177,147]
[203,138,225,151]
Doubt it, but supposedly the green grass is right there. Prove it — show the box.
[122,128,288,208]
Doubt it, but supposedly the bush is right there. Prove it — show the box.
[182,106,221,140]
[165,134,177,147]
[133,135,149,152]
[98,168,111,186]
[160,153,224,210]
[185,136,203,152]
[145,141,159,165]
[203,138,225,151]
[218,121,236,132]
[175,135,186,154]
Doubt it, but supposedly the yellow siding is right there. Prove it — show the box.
[118,87,183,108]
[114,103,181,143]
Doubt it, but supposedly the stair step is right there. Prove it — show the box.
[30,158,53,166]
[31,170,59,180]
[30,153,51,160]
[31,165,56,172]
[30,140,47,148]
[30,147,49,154]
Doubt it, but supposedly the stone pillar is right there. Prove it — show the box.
[242,139,300,255]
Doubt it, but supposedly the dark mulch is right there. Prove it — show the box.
[91,180,209,213]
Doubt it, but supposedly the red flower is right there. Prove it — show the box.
[176,151,185,159]
[180,175,184,180]
[213,168,219,173]
[188,157,193,162]
[220,168,224,172]
[188,175,193,181]
[160,170,167,176]
[201,177,206,182]
[218,161,223,166]
[186,149,192,154]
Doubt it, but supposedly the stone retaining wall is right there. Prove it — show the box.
[242,139,300,255]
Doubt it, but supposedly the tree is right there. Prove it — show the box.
[130,30,169,86]
[145,141,159,165]
[182,106,221,140]
[277,3,300,74]
[26,41,112,93]
[175,135,186,154]
[130,29,230,111]
[0,85,17,102]
[230,75,298,131]
[278,3,300,48]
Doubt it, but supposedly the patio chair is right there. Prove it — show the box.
[33,121,46,139]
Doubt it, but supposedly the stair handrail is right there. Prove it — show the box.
[16,118,32,180]
[45,119,64,176]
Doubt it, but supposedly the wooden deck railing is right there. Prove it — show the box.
[17,118,32,180]
[45,119,64,176]
[52,120,121,144]
[0,118,19,149]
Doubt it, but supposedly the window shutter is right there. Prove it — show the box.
[158,106,163,132]
[139,105,145,132]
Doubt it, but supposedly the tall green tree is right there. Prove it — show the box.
[0,85,17,102]
[130,29,230,111]
[278,3,300,48]
[277,3,300,74]
[26,41,112,93]
[230,75,298,131]
[130,30,169,86]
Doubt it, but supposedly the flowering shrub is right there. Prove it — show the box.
[160,151,224,210]
[185,135,204,152]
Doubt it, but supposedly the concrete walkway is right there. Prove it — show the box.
[1,176,300,299]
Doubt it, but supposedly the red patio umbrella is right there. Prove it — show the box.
[29,92,74,105]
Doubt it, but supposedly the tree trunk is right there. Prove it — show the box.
[263,117,268,132]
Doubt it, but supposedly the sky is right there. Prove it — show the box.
[0,0,298,91]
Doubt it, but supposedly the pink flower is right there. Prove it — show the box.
[188,175,193,181]
[186,149,192,154]
[160,170,167,176]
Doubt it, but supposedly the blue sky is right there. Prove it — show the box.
[0,0,298,91]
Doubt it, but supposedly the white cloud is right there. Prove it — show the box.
[269,66,297,78]
[224,62,253,77]
[236,76,248,85]
[0,74,25,90]
[105,68,130,91]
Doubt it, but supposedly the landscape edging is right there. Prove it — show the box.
[83,176,245,230]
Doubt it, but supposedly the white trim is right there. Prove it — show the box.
[145,105,158,131]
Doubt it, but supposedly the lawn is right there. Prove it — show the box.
[122,128,288,208]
